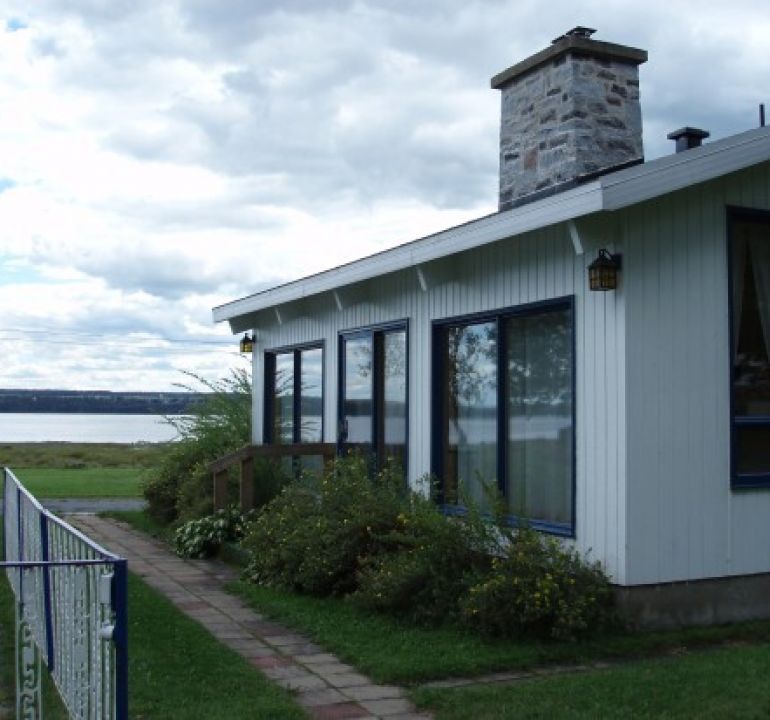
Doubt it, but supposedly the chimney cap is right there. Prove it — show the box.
[552,26,596,43]
[491,29,647,90]
[667,126,710,152]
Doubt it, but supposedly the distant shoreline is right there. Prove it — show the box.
[0,410,187,415]
[0,389,211,415]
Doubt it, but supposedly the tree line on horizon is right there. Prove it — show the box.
[0,389,217,415]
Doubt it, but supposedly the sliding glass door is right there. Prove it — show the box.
[265,344,324,445]
[339,323,407,474]
[433,298,575,535]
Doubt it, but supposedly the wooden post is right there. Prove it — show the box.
[212,469,229,510]
[239,456,255,511]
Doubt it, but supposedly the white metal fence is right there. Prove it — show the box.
[2,467,128,719]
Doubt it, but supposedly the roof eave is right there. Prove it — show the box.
[213,125,770,330]
[212,180,604,326]
[601,125,770,209]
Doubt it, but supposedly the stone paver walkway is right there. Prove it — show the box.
[69,514,431,720]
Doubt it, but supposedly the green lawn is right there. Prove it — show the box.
[412,643,770,719]
[229,580,770,686]
[0,572,305,719]
[0,442,167,469]
[111,509,770,718]
[102,509,175,542]
[8,468,143,498]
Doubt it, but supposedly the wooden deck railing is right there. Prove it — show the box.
[210,443,337,510]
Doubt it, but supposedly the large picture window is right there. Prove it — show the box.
[339,322,408,474]
[433,298,574,535]
[264,344,324,444]
[730,210,770,487]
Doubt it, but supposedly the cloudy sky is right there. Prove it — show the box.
[1,1,768,391]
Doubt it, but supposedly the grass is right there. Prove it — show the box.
[0,571,305,719]
[0,442,167,469]
[102,509,174,542]
[8,468,143,498]
[412,643,770,719]
[111,512,770,687]
[229,580,770,685]
[1,446,307,717]
[124,573,304,719]
[111,509,770,717]
[0,441,164,499]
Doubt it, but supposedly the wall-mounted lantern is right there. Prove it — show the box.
[239,333,255,353]
[588,249,622,291]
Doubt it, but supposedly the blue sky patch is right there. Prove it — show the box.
[0,256,44,287]
[6,18,28,32]
[0,178,16,193]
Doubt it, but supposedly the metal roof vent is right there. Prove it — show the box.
[667,127,710,153]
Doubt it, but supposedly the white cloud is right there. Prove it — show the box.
[0,0,768,389]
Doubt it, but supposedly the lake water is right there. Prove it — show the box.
[0,413,182,443]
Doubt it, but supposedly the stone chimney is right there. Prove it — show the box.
[492,27,647,211]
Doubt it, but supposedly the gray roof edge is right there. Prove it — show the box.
[600,125,770,209]
[212,181,604,324]
[213,125,770,328]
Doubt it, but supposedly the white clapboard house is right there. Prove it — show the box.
[213,28,770,625]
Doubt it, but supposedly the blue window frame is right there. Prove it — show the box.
[432,297,576,536]
[264,342,324,445]
[338,321,408,474]
[729,208,770,488]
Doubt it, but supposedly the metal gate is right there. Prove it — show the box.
[2,467,128,719]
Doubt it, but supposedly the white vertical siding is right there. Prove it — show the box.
[251,348,263,443]
[625,161,770,584]
[575,216,627,583]
[247,219,629,582]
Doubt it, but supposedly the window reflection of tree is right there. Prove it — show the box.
[273,361,294,444]
[443,311,572,513]
[384,332,406,393]
[447,324,497,406]
[300,350,323,443]
[508,313,570,410]
[445,322,497,505]
[342,329,407,474]
[507,310,572,525]
[271,351,323,444]
[351,341,372,382]
[381,331,407,472]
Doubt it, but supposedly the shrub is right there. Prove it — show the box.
[353,499,493,625]
[142,369,252,524]
[241,478,320,588]
[460,527,615,641]
[243,454,406,596]
[241,453,613,640]
[174,506,255,559]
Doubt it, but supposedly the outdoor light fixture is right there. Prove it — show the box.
[239,333,255,353]
[588,249,622,291]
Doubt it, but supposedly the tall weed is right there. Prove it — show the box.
[142,369,252,523]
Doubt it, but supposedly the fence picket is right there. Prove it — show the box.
[2,467,128,719]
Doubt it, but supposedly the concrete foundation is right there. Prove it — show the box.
[616,572,770,629]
